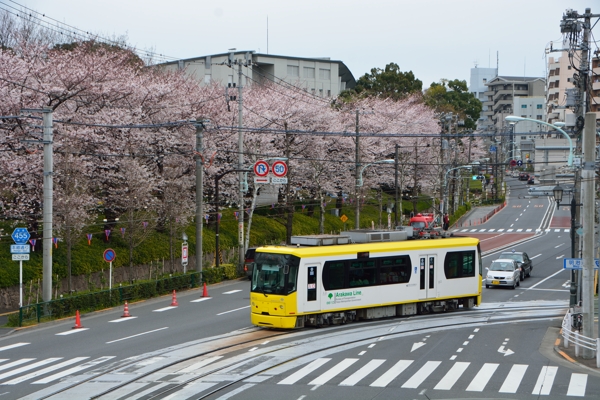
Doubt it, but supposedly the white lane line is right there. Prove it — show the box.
[339,359,385,386]
[308,358,358,385]
[507,229,514,232]
[499,364,527,393]
[466,363,498,391]
[434,361,470,390]
[106,327,168,344]
[109,316,138,323]
[497,229,505,232]
[0,343,29,352]
[278,358,331,385]
[402,361,441,388]
[216,305,250,316]
[190,297,211,303]
[516,229,523,232]
[33,356,116,384]
[370,360,413,387]
[2,357,89,385]
[56,328,90,335]
[530,254,542,259]
[567,373,587,396]
[532,366,558,395]
[153,306,177,312]
[527,269,566,290]
[222,290,242,294]
[0,358,62,381]
[0,359,35,372]
[175,356,223,374]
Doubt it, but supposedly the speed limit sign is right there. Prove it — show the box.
[271,160,288,177]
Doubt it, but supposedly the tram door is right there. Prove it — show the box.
[304,265,320,312]
[418,255,437,299]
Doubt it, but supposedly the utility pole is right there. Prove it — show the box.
[581,112,596,359]
[394,144,399,227]
[195,119,204,276]
[42,107,53,302]
[237,57,245,275]
[355,109,360,229]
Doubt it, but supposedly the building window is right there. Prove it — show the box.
[287,65,299,77]
[303,67,315,79]
[319,68,331,80]
[536,115,543,120]
[568,65,572,70]
[319,89,323,97]
[536,104,543,109]
[483,78,487,83]
[311,88,315,95]
[327,89,331,97]
[522,136,527,140]
[521,105,527,109]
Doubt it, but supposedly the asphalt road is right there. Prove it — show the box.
[1,177,598,399]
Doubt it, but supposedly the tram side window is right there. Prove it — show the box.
[323,261,345,290]
[349,260,376,287]
[444,250,476,279]
[379,256,412,284]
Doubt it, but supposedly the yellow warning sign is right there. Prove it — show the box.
[340,214,348,223]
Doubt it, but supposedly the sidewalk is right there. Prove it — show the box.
[452,203,506,229]
[553,297,600,372]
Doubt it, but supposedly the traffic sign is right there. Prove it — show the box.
[509,159,517,167]
[563,258,599,270]
[254,176,270,184]
[11,228,30,244]
[489,145,497,153]
[10,244,30,254]
[516,160,523,166]
[271,177,288,184]
[12,254,29,261]
[271,160,288,177]
[181,243,188,266]
[253,160,269,177]
[103,248,116,263]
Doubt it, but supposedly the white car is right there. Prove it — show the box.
[485,259,521,289]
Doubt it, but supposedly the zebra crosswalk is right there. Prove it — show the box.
[453,228,569,233]
[275,357,590,396]
[0,356,115,385]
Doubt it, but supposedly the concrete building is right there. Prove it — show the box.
[159,50,356,97]
[468,66,497,129]
[480,76,546,133]
[592,55,600,115]
[546,51,576,126]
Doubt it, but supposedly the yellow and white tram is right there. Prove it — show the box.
[250,232,482,329]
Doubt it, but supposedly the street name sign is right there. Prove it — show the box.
[12,254,30,261]
[10,244,30,254]
[563,258,599,270]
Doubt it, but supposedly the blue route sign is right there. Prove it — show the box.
[563,258,600,270]
[516,160,523,166]
[489,145,497,153]
[11,228,30,244]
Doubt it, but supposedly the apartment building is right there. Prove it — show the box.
[159,50,356,97]
[468,66,497,129]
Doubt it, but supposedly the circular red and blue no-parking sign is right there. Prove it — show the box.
[103,248,116,263]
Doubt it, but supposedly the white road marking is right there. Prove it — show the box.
[222,289,242,294]
[190,297,211,302]
[109,316,138,323]
[0,358,62,381]
[175,356,223,373]
[499,364,527,393]
[567,373,587,396]
[401,361,441,388]
[32,356,116,384]
[466,363,498,391]
[434,361,469,390]
[278,358,330,385]
[0,343,29,352]
[106,327,168,344]
[370,359,413,387]
[217,305,250,315]
[153,306,177,312]
[309,358,358,385]
[339,359,385,386]
[2,357,89,385]
[56,328,89,335]
[532,366,558,395]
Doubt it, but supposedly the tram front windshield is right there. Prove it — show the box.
[251,253,299,295]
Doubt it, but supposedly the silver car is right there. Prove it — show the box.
[485,259,521,289]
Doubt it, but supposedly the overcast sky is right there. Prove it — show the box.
[19,0,600,89]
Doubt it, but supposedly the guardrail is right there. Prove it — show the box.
[562,310,600,368]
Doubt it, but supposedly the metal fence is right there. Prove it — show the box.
[12,272,203,327]
[562,310,600,368]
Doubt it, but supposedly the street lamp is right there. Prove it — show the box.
[553,184,582,307]
[214,168,252,269]
[355,159,395,229]
[443,166,472,214]
[505,116,573,167]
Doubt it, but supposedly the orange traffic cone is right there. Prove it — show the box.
[73,310,83,329]
[122,301,131,318]
[170,290,179,306]
[202,282,208,297]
